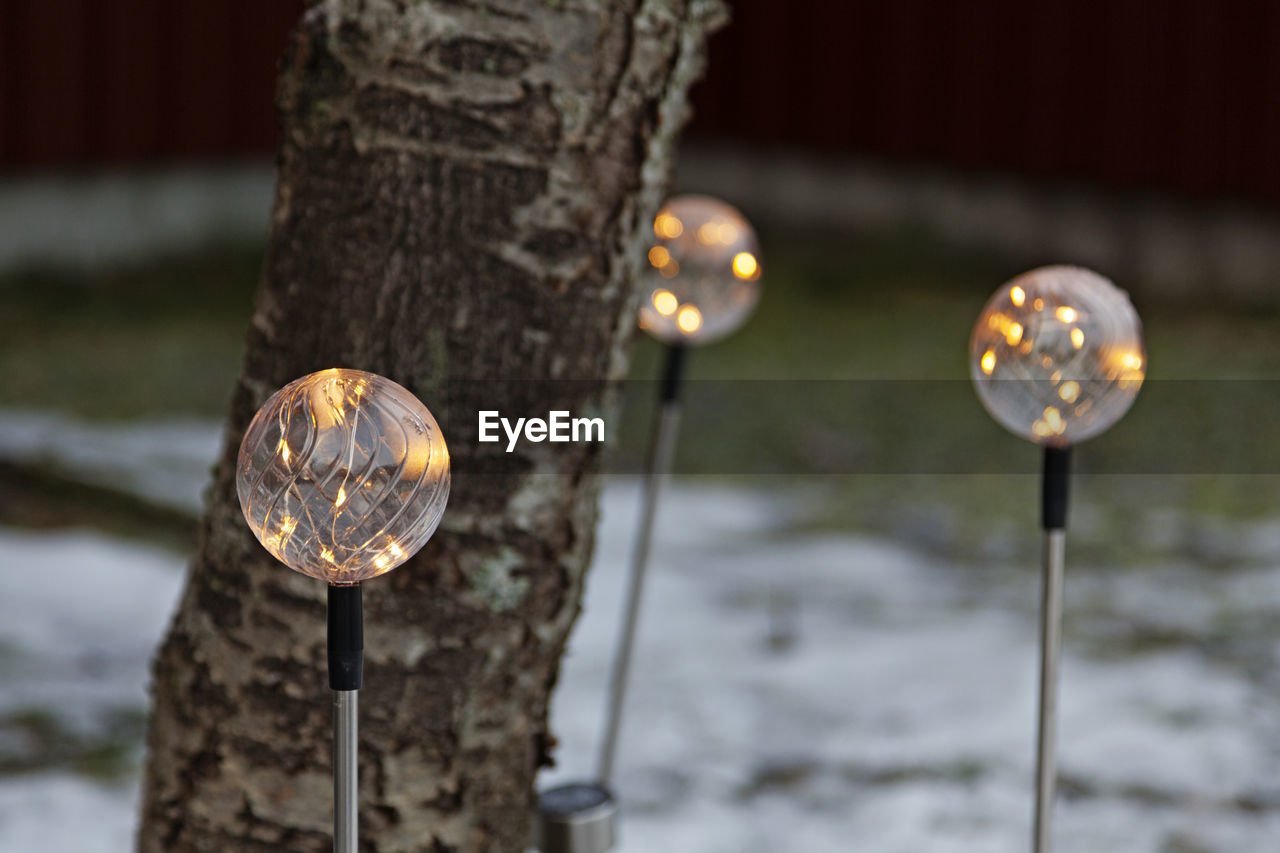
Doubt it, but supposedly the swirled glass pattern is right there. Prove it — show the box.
[236,368,450,583]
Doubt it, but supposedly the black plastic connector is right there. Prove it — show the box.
[659,343,686,404]
[1041,445,1072,531]
[327,584,364,691]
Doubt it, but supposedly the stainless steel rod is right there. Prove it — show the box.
[334,689,358,853]
[1033,528,1066,853]
[596,399,683,786]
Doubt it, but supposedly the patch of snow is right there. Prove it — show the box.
[0,774,137,853]
[0,165,272,271]
[0,430,1276,851]
[541,477,1280,852]
[0,409,224,513]
[0,528,185,735]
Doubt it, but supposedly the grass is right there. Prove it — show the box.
[1,224,1279,556]
[0,460,195,550]
[620,223,1280,546]
[0,706,147,782]
[0,242,260,419]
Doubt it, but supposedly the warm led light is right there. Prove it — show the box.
[237,368,451,583]
[637,195,763,346]
[970,266,1145,445]
[652,289,678,316]
[1031,406,1067,438]
[732,252,759,280]
[654,213,683,239]
[676,305,703,334]
[1114,349,1145,389]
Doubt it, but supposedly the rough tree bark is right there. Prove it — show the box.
[138,1,724,850]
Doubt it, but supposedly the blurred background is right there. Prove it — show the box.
[2,2,1280,851]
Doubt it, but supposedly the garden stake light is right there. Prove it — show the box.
[236,368,450,853]
[969,266,1144,853]
[538,196,763,853]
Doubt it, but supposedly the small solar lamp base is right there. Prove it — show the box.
[538,783,618,853]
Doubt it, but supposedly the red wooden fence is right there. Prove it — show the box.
[2,1,1277,202]
[692,0,1280,201]
[0,1,305,166]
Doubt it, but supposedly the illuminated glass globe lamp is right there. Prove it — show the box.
[537,197,766,853]
[236,368,450,853]
[969,265,1144,853]
[620,196,765,747]
[970,264,1145,447]
[637,194,763,347]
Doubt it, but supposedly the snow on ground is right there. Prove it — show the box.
[0,409,223,513]
[1,413,1279,852]
[0,527,185,853]
[0,528,185,715]
[0,775,138,853]
[542,482,1280,852]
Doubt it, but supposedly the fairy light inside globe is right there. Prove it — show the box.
[637,195,762,345]
[236,368,450,583]
[970,266,1145,445]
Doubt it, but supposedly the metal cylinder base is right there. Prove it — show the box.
[537,782,618,853]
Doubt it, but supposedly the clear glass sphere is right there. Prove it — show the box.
[969,266,1146,446]
[637,195,762,345]
[236,368,450,584]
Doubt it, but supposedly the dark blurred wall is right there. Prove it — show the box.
[691,0,1280,202]
[0,1,305,167]
[2,0,1278,204]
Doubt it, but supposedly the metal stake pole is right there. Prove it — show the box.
[328,584,364,853]
[1034,446,1071,853]
[1033,528,1065,853]
[596,344,685,786]
[334,690,358,853]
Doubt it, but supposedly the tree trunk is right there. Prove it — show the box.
[138,1,723,850]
